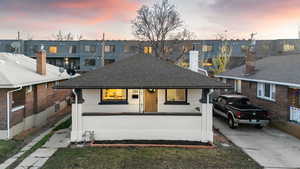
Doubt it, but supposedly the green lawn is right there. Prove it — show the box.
[42,146,261,169]
[0,140,21,163]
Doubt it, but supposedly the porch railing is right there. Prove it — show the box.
[290,107,300,124]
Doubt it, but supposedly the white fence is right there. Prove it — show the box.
[290,107,300,123]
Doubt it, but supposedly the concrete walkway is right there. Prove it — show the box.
[16,128,70,169]
[0,115,70,169]
[214,117,300,169]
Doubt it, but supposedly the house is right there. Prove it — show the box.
[216,53,300,137]
[56,52,230,143]
[0,51,73,139]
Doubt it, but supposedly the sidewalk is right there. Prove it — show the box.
[214,117,300,169]
[15,128,70,169]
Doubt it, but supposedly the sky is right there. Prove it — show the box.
[0,0,300,40]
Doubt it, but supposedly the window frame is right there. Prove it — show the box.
[164,89,189,105]
[99,89,128,105]
[257,82,276,101]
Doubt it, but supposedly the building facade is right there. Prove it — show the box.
[1,39,300,72]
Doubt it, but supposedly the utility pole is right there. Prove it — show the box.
[17,31,20,40]
[100,33,105,67]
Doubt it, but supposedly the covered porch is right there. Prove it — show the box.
[71,88,213,143]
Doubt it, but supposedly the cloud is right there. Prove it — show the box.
[200,0,300,31]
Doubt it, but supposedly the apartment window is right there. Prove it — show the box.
[202,45,213,52]
[49,46,58,54]
[144,46,152,54]
[124,45,136,53]
[165,89,188,104]
[283,44,295,52]
[84,59,96,66]
[257,83,276,101]
[84,45,96,53]
[101,89,128,104]
[104,45,115,53]
[104,59,115,65]
[69,45,77,54]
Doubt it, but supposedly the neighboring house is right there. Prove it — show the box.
[216,54,300,124]
[56,53,230,143]
[0,52,73,139]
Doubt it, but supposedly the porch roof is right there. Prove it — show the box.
[56,55,231,89]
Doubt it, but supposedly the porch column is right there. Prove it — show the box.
[71,103,83,142]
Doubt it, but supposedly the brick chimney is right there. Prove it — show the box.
[244,49,256,75]
[36,46,46,75]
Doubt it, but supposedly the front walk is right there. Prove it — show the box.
[15,128,70,169]
[214,117,300,169]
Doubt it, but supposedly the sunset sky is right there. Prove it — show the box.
[1,0,300,40]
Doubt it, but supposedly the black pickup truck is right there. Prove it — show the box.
[213,95,270,129]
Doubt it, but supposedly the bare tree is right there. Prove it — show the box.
[132,0,183,59]
[210,31,233,75]
[52,30,84,41]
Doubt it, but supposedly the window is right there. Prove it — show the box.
[69,45,77,54]
[165,89,188,104]
[49,46,58,54]
[101,89,128,104]
[144,46,152,54]
[202,45,213,52]
[257,83,276,101]
[84,59,96,66]
[283,44,295,52]
[84,45,96,53]
[124,45,136,53]
[104,59,115,65]
[104,45,115,53]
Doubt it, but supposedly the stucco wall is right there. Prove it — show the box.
[82,89,202,113]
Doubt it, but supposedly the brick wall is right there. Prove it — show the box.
[240,81,289,120]
[0,89,8,130]
[0,81,71,132]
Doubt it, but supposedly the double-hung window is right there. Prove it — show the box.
[257,83,276,101]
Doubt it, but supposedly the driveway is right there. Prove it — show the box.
[214,117,300,169]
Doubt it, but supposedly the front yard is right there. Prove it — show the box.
[0,140,21,163]
[42,145,261,169]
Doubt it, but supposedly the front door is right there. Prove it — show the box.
[144,89,158,112]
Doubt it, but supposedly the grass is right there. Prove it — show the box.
[42,146,261,169]
[0,140,22,163]
[53,117,72,131]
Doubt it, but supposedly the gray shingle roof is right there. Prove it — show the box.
[57,55,230,89]
[0,53,72,88]
[217,54,300,86]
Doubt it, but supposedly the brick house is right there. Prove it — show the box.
[216,54,300,126]
[0,51,73,139]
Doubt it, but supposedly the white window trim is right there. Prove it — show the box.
[257,82,276,101]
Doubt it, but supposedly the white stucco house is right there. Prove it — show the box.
[56,53,230,143]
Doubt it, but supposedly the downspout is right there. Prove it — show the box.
[206,89,214,143]
[72,89,78,141]
[6,87,23,139]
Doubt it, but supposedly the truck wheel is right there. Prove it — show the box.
[255,124,263,129]
[228,115,237,129]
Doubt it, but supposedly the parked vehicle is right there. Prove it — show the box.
[212,95,270,129]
